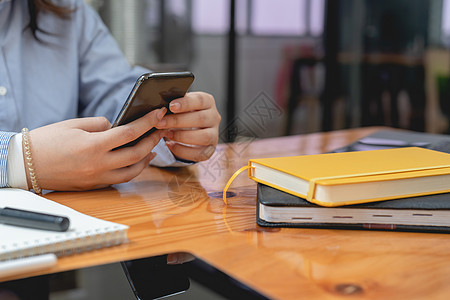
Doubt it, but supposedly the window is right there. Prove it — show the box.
[443,0,450,45]
[191,0,325,37]
[192,0,230,34]
[310,0,325,37]
[251,0,307,35]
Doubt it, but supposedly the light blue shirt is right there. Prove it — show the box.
[0,0,185,188]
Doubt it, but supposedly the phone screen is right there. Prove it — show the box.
[112,71,194,148]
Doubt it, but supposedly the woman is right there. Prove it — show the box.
[0,0,221,192]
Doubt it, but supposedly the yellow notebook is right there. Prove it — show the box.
[247,147,450,207]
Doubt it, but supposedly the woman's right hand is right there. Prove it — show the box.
[27,108,167,191]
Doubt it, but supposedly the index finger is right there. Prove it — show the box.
[96,107,167,150]
[169,92,215,113]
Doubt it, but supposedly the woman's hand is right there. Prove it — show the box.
[27,108,167,191]
[156,92,221,162]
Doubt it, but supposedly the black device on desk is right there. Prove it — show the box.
[0,253,270,300]
[331,130,450,153]
[121,255,190,299]
[121,254,269,300]
[0,207,69,232]
[112,71,195,148]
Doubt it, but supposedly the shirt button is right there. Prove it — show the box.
[0,86,7,96]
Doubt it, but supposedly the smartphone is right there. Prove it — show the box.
[121,255,190,300]
[112,71,195,147]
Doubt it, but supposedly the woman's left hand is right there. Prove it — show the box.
[156,92,221,162]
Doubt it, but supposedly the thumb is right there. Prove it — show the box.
[66,117,112,132]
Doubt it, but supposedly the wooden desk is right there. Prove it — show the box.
[3,127,450,299]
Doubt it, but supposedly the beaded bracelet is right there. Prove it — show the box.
[21,128,42,195]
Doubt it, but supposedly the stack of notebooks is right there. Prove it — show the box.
[249,131,450,232]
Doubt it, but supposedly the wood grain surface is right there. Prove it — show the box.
[3,127,450,300]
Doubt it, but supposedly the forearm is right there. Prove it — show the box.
[1,130,190,192]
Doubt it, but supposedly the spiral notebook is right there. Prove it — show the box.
[0,189,129,261]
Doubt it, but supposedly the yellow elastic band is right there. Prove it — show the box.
[223,166,250,205]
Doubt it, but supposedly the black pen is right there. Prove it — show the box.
[0,207,70,232]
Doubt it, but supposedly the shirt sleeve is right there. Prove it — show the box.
[75,3,192,168]
[7,134,28,189]
[0,131,17,188]
[75,2,149,122]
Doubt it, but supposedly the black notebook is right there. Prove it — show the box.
[256,183,450,233]
[256,129,450,233]
[331,129,450,153]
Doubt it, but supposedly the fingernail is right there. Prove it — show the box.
[205,145,215,157]
[157,107,167,121]
[169,101,180,112]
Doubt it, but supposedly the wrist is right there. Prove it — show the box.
[22,128,42,194]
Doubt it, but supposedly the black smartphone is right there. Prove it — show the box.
[112,71,195,147]
[120,254,270,300]
[121,255,190,300]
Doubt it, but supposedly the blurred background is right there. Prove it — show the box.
[87,0,450,141]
